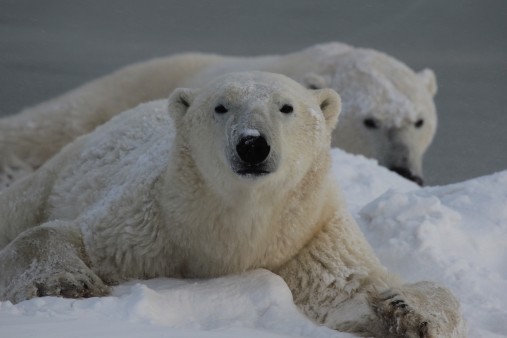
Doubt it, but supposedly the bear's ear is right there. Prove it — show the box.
[313,88,341,131]
[168,88,198,123]
[418,68,438,96]
[302,73,331,90]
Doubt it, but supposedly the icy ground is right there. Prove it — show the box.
[1,149,506,338]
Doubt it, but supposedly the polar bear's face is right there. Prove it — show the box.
[169,72,340,196]
[304,50,437,185]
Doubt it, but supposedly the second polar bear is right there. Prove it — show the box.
[0,42,437,188]
[0,72,464,337]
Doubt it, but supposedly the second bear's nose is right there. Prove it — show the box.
[389,166,424,186]
[236,135,270,165]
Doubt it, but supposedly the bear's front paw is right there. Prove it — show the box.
[375,291,432,337]
[373,282,466,338]
[7,267,110,304]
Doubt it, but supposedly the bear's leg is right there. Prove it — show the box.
[276,217,466,337]
[0,110,79,189]
[0,222,109,304]
[0,150,34,190]
[0,54,193,188]
[0,167,56,249]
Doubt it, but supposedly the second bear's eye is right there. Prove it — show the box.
[415,119,424,128]
[363,118,379,129]
[280,104,294,114]
[214,104,228,114]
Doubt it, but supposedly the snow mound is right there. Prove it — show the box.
[359,171,507,337]
[0,270,348,338]
[331,148,418,214]
[1,148,506,338]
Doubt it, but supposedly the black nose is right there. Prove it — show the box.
[390,166,424,186]
[236,135,270,165]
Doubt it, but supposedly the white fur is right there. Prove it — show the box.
[0,42,436,187]
[0,72,464,337]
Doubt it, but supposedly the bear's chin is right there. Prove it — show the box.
[231,161,276,178]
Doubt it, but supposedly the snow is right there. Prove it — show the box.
[1,148,506,338]
[242,129,261,137]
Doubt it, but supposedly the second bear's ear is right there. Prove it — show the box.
[302,73,331,90]
[418,68,438,96]
[168,88,198,123]
[313,88,341,131]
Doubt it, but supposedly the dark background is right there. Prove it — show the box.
[1,0,506,185]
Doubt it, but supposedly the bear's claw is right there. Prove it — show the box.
[6,268,110,304]
[33,270,110,299]
[374,291,436,338]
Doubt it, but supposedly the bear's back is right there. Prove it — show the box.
[47,100,174,222]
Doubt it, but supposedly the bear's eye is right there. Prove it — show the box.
[214,104,228,114]
[280,104,294,114]
[415,119,424,128]
[363,118,379,129]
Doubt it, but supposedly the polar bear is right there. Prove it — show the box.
[0,72,464,337]
[0,42,436,188]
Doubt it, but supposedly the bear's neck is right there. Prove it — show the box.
[155,144,337,277]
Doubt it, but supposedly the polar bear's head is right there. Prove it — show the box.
[304,48,437,185]
[168,71,340,198]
